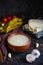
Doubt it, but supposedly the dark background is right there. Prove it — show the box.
[0,0,43,18]
[0,1,43,65]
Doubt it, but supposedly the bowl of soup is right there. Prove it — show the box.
[7,32,31,52]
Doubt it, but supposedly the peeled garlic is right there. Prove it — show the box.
[36,43,39,48]
[8,53,11,58]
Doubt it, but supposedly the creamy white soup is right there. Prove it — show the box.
[8,35,29,46]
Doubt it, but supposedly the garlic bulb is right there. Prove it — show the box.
[26,54,36,63]
[32,49,40,58]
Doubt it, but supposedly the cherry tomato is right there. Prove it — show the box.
[7,16,12,21]
[2,18,8,23]
[13,15,17,18]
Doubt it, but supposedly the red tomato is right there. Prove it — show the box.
[7,16,12,21]
[13,15,17,18]
[2,18,8,23]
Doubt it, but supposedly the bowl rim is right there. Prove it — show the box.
[7,32,31,47]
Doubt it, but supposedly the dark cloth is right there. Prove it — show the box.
[0,29,43,65]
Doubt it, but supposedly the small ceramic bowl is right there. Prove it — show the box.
[7,32,31,52]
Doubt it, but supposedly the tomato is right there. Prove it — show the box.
[13,15,17,18]
[2,18,8,23]
[7,16,12,21]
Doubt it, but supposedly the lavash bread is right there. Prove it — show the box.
[24,19,43,33]
[28,19,43,33]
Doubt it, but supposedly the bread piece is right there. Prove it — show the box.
[28,19,43,33]
[29,19,43,29]
[0,49,3,62]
